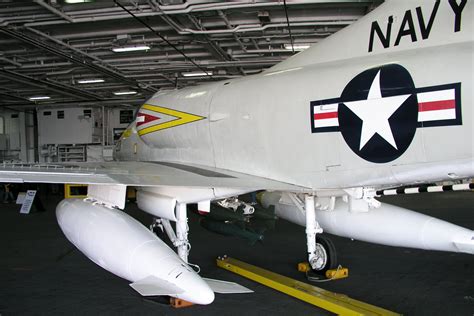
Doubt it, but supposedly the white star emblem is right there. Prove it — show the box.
[344,70,411,150]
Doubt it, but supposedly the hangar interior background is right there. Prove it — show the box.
[0,0,382,164]
[1,2,474,315]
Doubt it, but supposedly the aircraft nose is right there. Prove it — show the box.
[177,270,215,305]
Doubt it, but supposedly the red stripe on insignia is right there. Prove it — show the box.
[314,112,338,120]
[418,100,455,112]
[137,113,160,127]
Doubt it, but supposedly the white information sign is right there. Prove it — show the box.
[20,190,36,214]
[16,192,26,204]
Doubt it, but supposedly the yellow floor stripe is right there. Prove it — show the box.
[216,256,400,316]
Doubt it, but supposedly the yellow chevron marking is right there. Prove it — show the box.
[137,104,205,136]
[122,128,132,139]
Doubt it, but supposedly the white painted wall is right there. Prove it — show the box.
[0,109,35,162]
[38,108,102,145]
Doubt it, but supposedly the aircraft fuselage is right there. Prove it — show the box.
[115,1,473,190]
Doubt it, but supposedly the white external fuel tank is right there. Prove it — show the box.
[260,192,474,254]
[56,198,214,305]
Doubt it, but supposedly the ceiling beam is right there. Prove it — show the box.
[0,26,158,93]
[0,69,103,100]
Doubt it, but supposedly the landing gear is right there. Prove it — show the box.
[305,194,338,274]
[175,202,190,263]
[150,202,190,263]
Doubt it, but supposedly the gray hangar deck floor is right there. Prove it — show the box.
[1,191,473,315]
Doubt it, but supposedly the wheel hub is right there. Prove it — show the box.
[310,243,328,271]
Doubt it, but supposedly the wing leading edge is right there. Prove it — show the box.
[0,161,309,192]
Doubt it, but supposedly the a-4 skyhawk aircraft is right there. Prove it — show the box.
[0,0,473,305]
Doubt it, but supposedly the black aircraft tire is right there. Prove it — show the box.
[313,235,338,273]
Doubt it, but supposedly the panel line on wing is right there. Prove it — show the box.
[150,162,236,178]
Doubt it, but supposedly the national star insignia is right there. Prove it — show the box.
[343,71,411,150]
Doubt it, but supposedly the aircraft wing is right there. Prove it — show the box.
[0,161,308,192]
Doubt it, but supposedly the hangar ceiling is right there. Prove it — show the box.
[0,0,382,109]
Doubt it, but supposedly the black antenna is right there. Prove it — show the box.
[283,0,295,54]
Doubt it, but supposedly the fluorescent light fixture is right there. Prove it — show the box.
[284,44,310,51]
[65,0,94,3]
[77,79,105,84]
[182,71,213,77]
[112,45,150,53]
[113,91,137,96]
[29,96,50,101]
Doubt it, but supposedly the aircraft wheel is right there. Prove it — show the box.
[311,235,338,273]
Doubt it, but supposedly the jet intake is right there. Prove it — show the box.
[260,192,474,254]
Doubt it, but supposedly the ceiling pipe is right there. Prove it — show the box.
[1,56,280,72]
[23,1,363,27]
[156,21,355,35]
[48,25,172,40]
[3,62,73,70]
[33,0,73,23]
[0,92,30,102]
[60,0,370,17]
[113,59,283,71]
[64,34,323,50]
[0,98,147,110]
[37,98,147,108]
[48,20,336,41]
[0,57,22,67]
[102,52,211,63]
[45,67,81,76]
[25,27,104,63]
[146,0,368,16]
[0,27,158,93]
[0,6,39,14]
[0,14,52,26]
[154,1,356,36]
[0,69,102,100]
[217,10,246,52]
